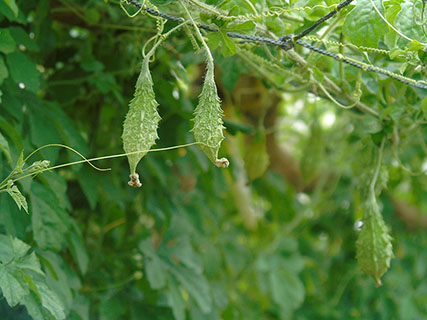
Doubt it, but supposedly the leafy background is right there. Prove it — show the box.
[0,0,426,319]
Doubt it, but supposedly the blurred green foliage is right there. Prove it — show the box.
[0,0,426,319]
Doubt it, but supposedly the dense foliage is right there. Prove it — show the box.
[0,0,426,319]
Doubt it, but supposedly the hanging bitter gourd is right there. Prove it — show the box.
[122,57,161,187]
[356,193,393,286]
[191,66,229,168]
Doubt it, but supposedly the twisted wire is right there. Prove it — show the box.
[292,0,354,42]
[296,41,427,89]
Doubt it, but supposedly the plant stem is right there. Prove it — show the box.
[2,142,213,186]
[369,137,386,194]
[180,0,214,67]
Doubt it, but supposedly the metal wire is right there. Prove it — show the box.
[123,0,427,90]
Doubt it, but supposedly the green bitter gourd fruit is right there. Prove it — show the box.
[191,66,229,168]
[122,57,161,187]
[356,193,393,286]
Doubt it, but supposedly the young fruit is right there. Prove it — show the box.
[191,66,229,168]
[122,57,161,187]
[356,193,393,286]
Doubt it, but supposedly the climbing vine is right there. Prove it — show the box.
[0,0,426,319]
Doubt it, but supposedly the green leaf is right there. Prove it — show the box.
[170,265,212,314]
[22,291,48,320]
[216,56,244,93]
[0,236,60,318]
[6,184,29,213]
[81,54,104,72]
[6,52,41,92]
[0,116,23,150]
[3,0,18,16]
[12,150,25,175]
[30,182,69,250]
[408,40,424,52]
[167,238,202,273]
[99,295,126,320]
[0,28,15,53]
[0,130,12,164]
[0,57,9,85]
[24,160,50,175]
[78,167,98,210]
[0,236,43,275]
[48,103,89,163]
[207,32,221,50]
[34,281,66,320]
[37,251,74,309]
[85,8,101,24]
[394,1,427,44]
[15,251,44,275]
[0,0,25,22]
[145,255,166,289]
[0,196,30,238]
[67,223,89,274]
[0,266,29,307]
[219,31,236,57]
[211,281,228,309]
[28,101,62,163]
[244,130,269,180]
[226,21,255,32]
[222,119,253,135]
[356,194,393,286]
[355,114,383,136]
[0,56,9,84]
[0,233,30,263]
[9,27,39,52]
[207,31,236,56]
[269,269,305,315]
[166,276,186,320]
[422,96,427,118]
[343,0,388,47]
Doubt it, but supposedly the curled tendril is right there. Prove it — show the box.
[412,0,427,36]
[142,34,159,58]
[313,70,362,109]
[392,126,427,176]
[120,0,143,18]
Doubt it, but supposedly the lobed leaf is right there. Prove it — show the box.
[0,28,16,54]
[34,281,66,320]
[0,131,12,164]
[4,0,19,17]
[6,186,28,214]
[0,266,29,307]
[394,1,427,44]
[170,265,212,314]
[343,0,388,47]
[30,182,69,250]
[166,276,186,320]
[0,233,30,263]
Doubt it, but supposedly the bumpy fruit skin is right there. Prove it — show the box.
[122,59,161,182]
[191,67,226,166]
[356,195,393,286]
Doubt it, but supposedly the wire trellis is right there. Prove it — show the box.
[122,0,427,90]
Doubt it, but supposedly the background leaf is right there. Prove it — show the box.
[343,0,388,47]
